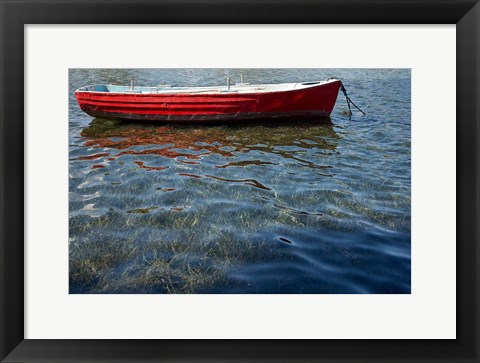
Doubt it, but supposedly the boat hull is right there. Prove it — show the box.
[75,80,341,123]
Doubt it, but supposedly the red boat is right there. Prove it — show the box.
[75,78,342,123]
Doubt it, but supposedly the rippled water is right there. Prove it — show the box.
[69,69,411,294]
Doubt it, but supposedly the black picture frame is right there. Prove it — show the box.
[1,0,479,362]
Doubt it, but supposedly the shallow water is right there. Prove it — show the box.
[69,68,411,294]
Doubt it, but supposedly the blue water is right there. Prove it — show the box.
[69,69,411,294]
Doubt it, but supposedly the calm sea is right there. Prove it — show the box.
[69,68,411,294]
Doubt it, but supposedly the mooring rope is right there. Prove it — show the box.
[340,82,366,119]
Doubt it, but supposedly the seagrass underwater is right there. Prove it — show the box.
[69,68,411,294]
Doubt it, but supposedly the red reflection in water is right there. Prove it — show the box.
[133,161,169,171]
[80,120,234,170]
[178,173,201,179]
[79,152,110,161]
[178,160,200,165]
[117,149,202,160]
[157,187,176,192]
[79,119,337,172]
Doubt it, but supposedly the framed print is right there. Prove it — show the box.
[1,0,479,362]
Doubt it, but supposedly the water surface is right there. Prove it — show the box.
[69,68,411,294]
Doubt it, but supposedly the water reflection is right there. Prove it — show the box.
[79,118,339,171]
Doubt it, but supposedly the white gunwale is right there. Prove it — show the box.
[75,78,339,96]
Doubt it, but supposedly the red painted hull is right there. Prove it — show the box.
[75,80,342,123]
